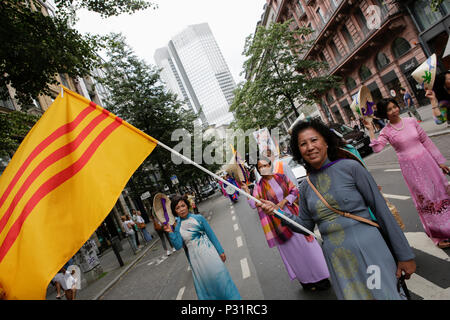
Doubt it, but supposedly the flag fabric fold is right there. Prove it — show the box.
[0,87,157,299]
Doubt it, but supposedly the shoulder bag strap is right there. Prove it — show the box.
[306,176,380,228]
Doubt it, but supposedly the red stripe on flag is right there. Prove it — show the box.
[0,120,121,263]
[0,112,109,235]
[0,106,95,211]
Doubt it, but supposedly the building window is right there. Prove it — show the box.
[346,77,357,91]
[359,65,372,81]
[341,25,354,49]
[0,86,15,110]
[335,86,344,98]
[375,52,391,70]
[59,73,70,87]
[355,7,369,33]
[316,7,325,24]
[330,40,342,62]
[297,0,305,13]
[392,37,411,58]
[410,0,448,32]
[326,92,334,104]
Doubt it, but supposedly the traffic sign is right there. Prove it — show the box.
[140,191,151,200]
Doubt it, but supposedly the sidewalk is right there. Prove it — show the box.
[46,227,161,300]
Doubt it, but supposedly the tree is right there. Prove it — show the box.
[230,20,340,131]
[98,34,220,199]
[0,111,39,158]
[0,0,156,106]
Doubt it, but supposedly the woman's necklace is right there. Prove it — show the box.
[389,118,404,131]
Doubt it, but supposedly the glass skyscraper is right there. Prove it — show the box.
[154,23,236,127]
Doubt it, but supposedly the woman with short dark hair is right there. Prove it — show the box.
[259,119,416,299]
[164,195,241,300]
[365,99,450,249]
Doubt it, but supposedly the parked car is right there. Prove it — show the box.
[329,123,373,157]
[200,184,215,198]
[279,156,307,185]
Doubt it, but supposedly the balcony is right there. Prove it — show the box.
[309,0,344,40]
[325,5,403,76]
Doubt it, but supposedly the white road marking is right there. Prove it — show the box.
[404,232,450,261]
[232,216,236,221]
[403,232,450,299]
[187,266,191,271]
[384,169,401,172]
[382,193,411,200]
[408,274,450,300]
[233,224,239,231]
[176,287,185,300]
[236,236,243,248]
[240,258,251,279]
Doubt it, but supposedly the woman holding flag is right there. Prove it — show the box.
[242,157,330,292]
[259,119,416,299]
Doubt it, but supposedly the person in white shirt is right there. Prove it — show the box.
[132,209,153,243]
[121,215,140,252]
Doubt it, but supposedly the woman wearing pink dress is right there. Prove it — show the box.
[365,98,450,249]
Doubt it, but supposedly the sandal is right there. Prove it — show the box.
[437,240,450,249]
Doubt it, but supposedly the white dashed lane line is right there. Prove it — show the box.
[233,224,239,231]
[176,287,185,300]
[382,193,411,200]
[236,236,243,248]
[240,258,251,279]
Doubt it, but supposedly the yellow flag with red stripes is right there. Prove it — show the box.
[0,87,157,299]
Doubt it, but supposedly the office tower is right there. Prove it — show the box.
[154,23,236,127]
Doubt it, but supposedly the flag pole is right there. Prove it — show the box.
[156,140,320,241]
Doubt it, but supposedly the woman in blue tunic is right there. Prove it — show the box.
[258,119,417,300]
[164,195,241,300]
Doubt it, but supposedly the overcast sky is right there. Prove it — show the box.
[74,0,267,83]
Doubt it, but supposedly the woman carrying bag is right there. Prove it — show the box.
[258,119,416,300]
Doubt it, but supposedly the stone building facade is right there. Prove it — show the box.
[264,0,450,125]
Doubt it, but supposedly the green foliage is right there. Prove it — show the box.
[0,0,155,106]
[230,20,340,131]
[430,0,445,11]
[52,0,156,18]
[0,111,39,158]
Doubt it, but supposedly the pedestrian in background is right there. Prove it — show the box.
[425,71,449,127]
[151,209,176,256]
[52,270,65,299]
[365,98,450,249]
[260,119,416,299]
[132,209,152,243]
[224,174,239,203]
[242,157,331,292]
[400,87,422,122]
[121,215,140,253]
[164,195,241,300]
[187,192,199,214]
[349,116,361,131]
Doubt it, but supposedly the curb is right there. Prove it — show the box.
[428,129,450,138]
[92,238,160,300]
